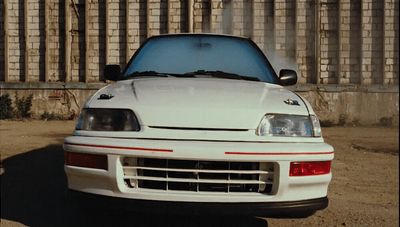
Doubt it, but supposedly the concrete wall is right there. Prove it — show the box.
[296,85,399,126]
[0,0,399,84]
[0,83,398,126]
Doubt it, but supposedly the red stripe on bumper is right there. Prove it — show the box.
[64,142,173,153]
[225,151,334,155]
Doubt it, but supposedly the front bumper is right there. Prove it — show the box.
[69,189,328,217]
[64,136,334,204]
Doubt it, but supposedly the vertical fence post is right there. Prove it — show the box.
[24,0,30,82]
[65,0,71,82]
[146,1,150,37]
[382,0,396,84]
[188,0,193,33]
[85,0,90,82]
[4,0,9,82]
[45,0,50,82]
[337,0,342,84]
[167,0,172,33]
[360,0,373,85]
[315,0,321,84]
[105,0,109,64]
[126,0,130,63]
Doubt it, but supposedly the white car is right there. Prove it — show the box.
[64,34,334,217]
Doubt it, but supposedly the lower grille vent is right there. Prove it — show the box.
[122,158,275,194]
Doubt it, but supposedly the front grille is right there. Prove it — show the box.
[121,158,275,194]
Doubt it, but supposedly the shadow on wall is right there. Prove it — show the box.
[0,145,268,227]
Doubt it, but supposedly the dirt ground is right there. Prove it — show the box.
[0,120,398,227]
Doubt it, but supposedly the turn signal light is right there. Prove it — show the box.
[65,152,108,170]
[289,161,331,176]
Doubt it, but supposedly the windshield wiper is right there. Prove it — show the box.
[182,70,260,81]
[124,70,261,82]
[123,71,176,79]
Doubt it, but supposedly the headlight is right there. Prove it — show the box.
[76,108,140,131]
[256,114,321,137]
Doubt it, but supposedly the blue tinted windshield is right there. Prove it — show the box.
[123,35,278,83]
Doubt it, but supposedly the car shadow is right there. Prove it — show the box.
[1,145,268,227]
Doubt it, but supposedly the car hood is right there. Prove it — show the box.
[87,78,309,129]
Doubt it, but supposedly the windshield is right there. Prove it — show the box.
[123,35,279,83]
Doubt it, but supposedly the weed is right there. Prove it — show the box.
[14,94,33,118]
[320,120,335,127]
[0,94,13,119]
[379,117,393,127]
[338,114,347,126]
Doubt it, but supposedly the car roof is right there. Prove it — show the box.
[147,33,251,40]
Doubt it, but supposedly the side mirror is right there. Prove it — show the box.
[279,69,297,86]
[104,64,121,81]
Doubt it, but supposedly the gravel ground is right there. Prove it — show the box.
[0,120,398,227]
